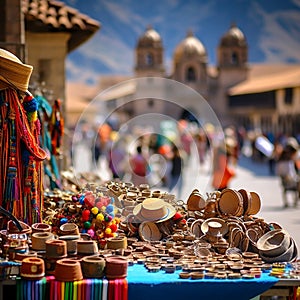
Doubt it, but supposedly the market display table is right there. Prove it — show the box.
[2,264,300,300]
[127,264,279,300]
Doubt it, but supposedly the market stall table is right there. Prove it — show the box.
[1,264,300,300]
[127,264,279,300]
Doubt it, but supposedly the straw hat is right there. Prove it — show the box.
[133,198,176,223]
[0,48,33,92]
[201,217,228,236]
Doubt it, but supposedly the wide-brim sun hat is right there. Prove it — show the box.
[133,197,176,223]
[0,48,33,92]
[201,217,228,236]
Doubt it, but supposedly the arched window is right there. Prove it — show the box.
[186,67,196,82]
[145,53,153,66]
[231,52,239,65]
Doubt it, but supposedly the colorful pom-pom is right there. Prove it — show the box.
[84,221,92,229]
[91,207,99,215]
[60,218,68,225]
[96,213,104,222]
[109,223,118,233]
[105,215,113,222]
[82,209,90,222]
[105,228,112,235]
[106,204,114,213]
[87,228,95,238]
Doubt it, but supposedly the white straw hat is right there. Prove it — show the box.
[0,48,33,92]
[133,198,176,223]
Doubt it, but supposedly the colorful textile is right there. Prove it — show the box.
[16,277,128,300]
[0,89,47,224]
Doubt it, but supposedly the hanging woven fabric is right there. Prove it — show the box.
[36,94,62,190]
[0,48,47,225]
[0,89,47,224]
[49,99,64,156]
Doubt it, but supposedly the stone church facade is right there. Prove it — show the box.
[101,24,300,136]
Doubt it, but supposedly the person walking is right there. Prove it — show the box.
[168,146,184,198]
[212,138,236,192]
[129,145,149,186]
[276,138,300,207]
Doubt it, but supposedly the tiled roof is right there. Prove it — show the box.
[228,64,300,95]
[22,0,100,52]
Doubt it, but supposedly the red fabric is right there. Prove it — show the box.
[212,153,235,189]
[108,280,115,300]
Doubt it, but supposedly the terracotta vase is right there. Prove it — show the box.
[54,258,83,281]
[59,235,81,254]
[105,256,128,279]
[76,240,98,256]
[45,239,67,258]
[15,250,37,262]
[31,223,52,234]
[7,220,32,235]
[106,236,128,250]
[81,256,106,278]
[59,223,80,236]
[21,257,45,280]
[31,232,55,251]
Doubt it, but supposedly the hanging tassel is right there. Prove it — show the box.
[49,99,64,155]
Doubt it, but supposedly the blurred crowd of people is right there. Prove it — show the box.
[71,117,300,204]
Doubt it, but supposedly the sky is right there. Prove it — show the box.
[61,0,300,84]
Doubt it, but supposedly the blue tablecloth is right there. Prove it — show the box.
[127,264,279,300]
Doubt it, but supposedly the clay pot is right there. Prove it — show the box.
[54,258,83,281]
[59,223,80,236]
[45,239,67,258]
[77,240,98,256]
[105,256,128,279]
[31,232,55,251]
[59,235,81,254]
[7,220,32,235]
[187,190,206,211]
[31,223,52,234]
[21,257,45,280]
[107,236,128,250]
[81,256,105,278]
[15,250,37,262]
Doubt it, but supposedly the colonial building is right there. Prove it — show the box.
[100,24,300,136]
[1,0,100,114]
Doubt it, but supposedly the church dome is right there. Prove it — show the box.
[137,25,162,47]
[219,23,247,47]
[173,31,207,63]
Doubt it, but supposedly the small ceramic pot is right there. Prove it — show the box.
[107,236,128,250]
[45,239,67,258]
[141,189,151,198]
[59,235,81,254]
[77,240,98,256]
[31,232,55,251]
[59,223,80,236]
[7,220,32,235]
[105,256,128,279]
[31,223,52,234]
[15,250,37,262]
[81,256,105,278]
[21,257,45,280]
[54,258,83,281]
